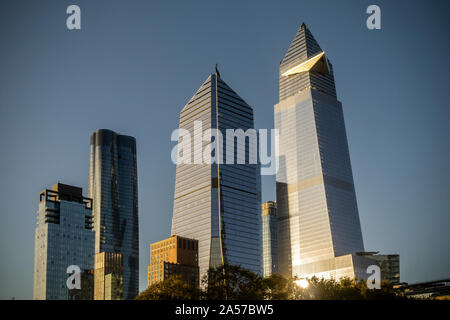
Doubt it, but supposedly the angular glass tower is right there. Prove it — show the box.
[171,71,261,281]
[88,129,139,299]
[275,23,366,280]
[33,183,95,300]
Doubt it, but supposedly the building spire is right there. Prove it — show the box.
[279,22,336,100]
[215,63,221,78]
[281,22,322,66]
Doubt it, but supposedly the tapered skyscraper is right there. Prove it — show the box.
[276,23,368,280]
[171,71,261,281]
[89,129,139,299]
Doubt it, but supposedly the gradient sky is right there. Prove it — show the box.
[1,0,449,299]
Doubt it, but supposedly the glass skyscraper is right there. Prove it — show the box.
[171,71,261,281]
[275,23,367,280]
[88,129,139,299]
[262,201,278,277]
[33,183,95,300]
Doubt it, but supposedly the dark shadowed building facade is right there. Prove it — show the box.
[89,129,139,299]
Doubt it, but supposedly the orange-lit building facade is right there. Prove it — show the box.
[94,252,124,300]
[148,235,199,288]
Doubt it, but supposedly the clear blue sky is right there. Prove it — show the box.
[1,0,449,299]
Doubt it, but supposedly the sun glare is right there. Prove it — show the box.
[295,279,309,289]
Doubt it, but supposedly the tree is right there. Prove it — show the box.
[290,276,407,300]
[297,277,363,300]
[135,265,410,300]
[202,263,265,300]
[262,273,300,300]
[364,280,406,300]
[135,275,200,300]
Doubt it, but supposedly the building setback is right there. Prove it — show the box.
[171,70,261,281]
[33,183,95,300]
[89,129,139,299]
[275,23,368,280]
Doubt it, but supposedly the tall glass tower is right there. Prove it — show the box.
[171,71,261,281]
[88,129,139,299]
[275,23,366,280]
[33,183,95,300]
[262,201,278,277]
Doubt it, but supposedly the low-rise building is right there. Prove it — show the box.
[395,279,450,300]
[356,252,400,284]
[94,252,124,300]
[148,235,199,288]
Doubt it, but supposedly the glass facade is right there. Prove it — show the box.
[262,201,278,277]
[68,269,94,300]
[275,23,365,280]
[356,252,400,284]
[33,183,95,300]
[171,73,261,281]
[89,129,139,299]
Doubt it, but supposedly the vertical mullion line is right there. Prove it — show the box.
[215,73,224,265]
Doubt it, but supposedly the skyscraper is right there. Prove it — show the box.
[33,183,94,300]
[88,129,139,299]
[275,23,366,280]
[171,71,261,281]
[262,201,278,277]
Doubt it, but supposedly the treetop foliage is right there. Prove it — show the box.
[135,263,408,300]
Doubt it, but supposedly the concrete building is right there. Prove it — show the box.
[148,235,199,288]
[395,279,450,300]
[94,252,124,300]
